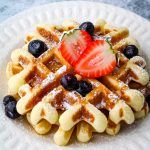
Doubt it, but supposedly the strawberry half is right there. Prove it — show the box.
[75,40,116,78]
[59,29,92,66]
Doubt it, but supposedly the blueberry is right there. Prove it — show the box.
[5,101,20,119]
[60,74,79,90]
[145,95,150,107]
[76,81,92,96]
[3,95,16,106]
[28,40,48,57]
[79,22,94,35]
[123,45,138,59]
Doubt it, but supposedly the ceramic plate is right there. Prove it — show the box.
[0,1,150,150]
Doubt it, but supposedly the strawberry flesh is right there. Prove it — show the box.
[59,30,92,66]
[75,40,116,78]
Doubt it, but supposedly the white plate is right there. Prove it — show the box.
[0,1,150,150]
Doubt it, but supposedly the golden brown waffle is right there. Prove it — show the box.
[6,19,149,146]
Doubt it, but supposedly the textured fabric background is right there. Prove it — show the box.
[0,0,149,22]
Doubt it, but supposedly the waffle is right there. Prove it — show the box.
[6,19,149,146]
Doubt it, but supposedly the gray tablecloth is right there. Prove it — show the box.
[0,0,149,22]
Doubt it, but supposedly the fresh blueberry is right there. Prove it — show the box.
[76,81,92,96]
[5,101,20,119]
[60,74,79,90]
[3,95,16,106]
[28,40,48,57]
[145,95,150,107]
[123,45,138,59]
[79,22,94,35]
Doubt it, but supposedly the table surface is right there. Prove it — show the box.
[0,0,150,23]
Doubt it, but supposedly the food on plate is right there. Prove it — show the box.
[4,19,150,146]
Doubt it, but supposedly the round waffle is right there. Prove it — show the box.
[6,19,150,146]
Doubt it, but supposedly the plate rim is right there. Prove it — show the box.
[0,1,149,27]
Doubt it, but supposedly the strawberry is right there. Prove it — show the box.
[75,40,116,78]
[59,29,92,66]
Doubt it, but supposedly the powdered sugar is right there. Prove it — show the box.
[44,88,62,102]
[62,101,71,109]
[118,81,126,88]
[100,100,106,108]
[108,93,119,102]
[50,88,62,97]
[67,91,80,101]
[56,65,67,74]
[42,73,55,87]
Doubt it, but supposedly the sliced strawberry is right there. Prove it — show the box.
[59,29,92,66]
[75,40,116,78]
